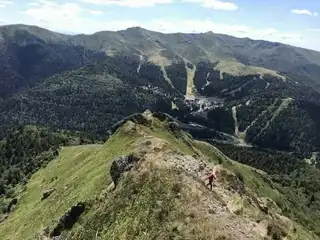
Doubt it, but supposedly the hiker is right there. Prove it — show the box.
[205,169,217,191]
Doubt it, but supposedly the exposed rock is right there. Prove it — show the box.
[187,62,194,69]
[218,168,245,195]
[168,121,180,132]
[152,112,174,122]
[164,154,211,178]
[110,154,141,188]
[41,189,56,200]
[108,113,152,136]
[7,198,18,213]
[51,202,86,238]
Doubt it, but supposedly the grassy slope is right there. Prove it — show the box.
[0,114,318,240]
[0,128,135,240]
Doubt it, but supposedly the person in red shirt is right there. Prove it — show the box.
[205,169,217,191]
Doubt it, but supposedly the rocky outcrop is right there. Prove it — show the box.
[7,198,18,213]
[152,112,175,122]
[110,154,141,188]
[107,113,152,136]
[50,202,86,238]
[41,189,56,200]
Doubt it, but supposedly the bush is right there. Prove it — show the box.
[234,169,244,183]
[267,222,288,240]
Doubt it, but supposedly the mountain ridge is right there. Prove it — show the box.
[0,111,319,240]
[2,24,320,156]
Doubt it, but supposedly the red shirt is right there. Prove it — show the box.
[207,174,216,181]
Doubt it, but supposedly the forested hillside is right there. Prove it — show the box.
[0,55,181,139]
[0,125,83,219]
[0,25,105,99]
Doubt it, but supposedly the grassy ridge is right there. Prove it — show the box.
[0,115,318,239]
[0,124,136,240]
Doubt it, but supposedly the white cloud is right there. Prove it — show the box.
[308,28,320,32]
[5,1,305,48]
[25,1,83,23]
[291,9,318,16]
[22,1,137,33]
[142,19,300,43]
[0,18,7,25]
[88,10,104,15]
[183,0,238,10]
[0,0,12,8]
[81,0,173,7]
[81,0,237,10]
[19,3,302,45]
[23,0,112,32]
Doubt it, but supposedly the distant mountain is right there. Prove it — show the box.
[0,25,104,99]
[2,24,320,155]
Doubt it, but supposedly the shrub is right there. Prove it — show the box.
[267,222,288,240]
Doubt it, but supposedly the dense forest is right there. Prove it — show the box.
[165,62,188,95]
[0,56,180,139]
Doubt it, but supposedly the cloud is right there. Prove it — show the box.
[23,0,111,32]
[22,1,138,33]
[81,0,238,10]
[291,9,318,16]
[308,28,320,32]
[25,1,83,23]
[81,0,174,7]
[0,18,7,25]
[88,10,104,15]
[20,3,302,45]
[0,0,12,8]
[143,19,300,43]
[12,1,302,47]
[183,0,238,10]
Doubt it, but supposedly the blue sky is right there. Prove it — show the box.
[0,0,320,50]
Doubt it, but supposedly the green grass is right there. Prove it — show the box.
[215,60,285,80]
[141,117,196,156]
[70,164,223,239]
[195,141,279,201]
[1,116,319,240]
[0,125,136,240]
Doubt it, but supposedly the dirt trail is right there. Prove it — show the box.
[137,55,143,74]
[160,66,174,87]
[136,136,267,239]
[201,72,211,90]
[185,62,196,100]
[232,106,240,137]
[232,105,250,146]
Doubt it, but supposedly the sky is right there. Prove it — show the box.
[0,0,320,51]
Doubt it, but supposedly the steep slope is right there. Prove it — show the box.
[0,111,318,240]
[0,24,104,99]
[0,125,86,222]
[0,55,181,138]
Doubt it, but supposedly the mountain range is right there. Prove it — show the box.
[2,24,320,154]
[0,24,320,239]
